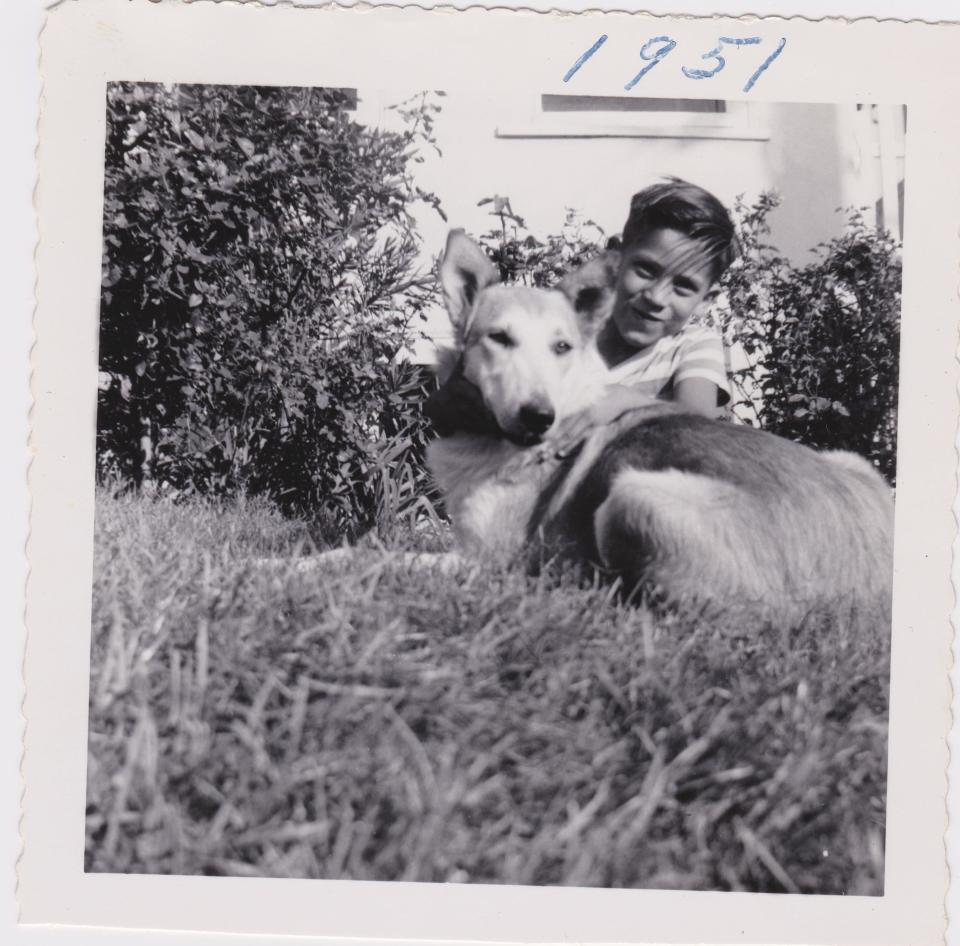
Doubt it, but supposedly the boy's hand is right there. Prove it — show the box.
[423,368,500,438]
[546,387,662,459]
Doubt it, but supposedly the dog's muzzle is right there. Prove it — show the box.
[511,403,555,445]
[423,360,559,446]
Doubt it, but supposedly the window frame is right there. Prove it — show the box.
[495,96,768,142]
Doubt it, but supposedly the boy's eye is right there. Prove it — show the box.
[553,340,573,356]
[488,330,514,347]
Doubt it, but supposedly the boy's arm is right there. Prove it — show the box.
[673,377,723,418]
[541,385,665,460]
[532,378,719,466]
[671,327,730,417]
[494,384,665,479]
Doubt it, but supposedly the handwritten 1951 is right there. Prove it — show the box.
[563,34,788,94]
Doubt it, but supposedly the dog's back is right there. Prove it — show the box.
[534,411,893,628]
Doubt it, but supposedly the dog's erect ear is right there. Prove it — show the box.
[557,249,621,338]
[438,230,499,329]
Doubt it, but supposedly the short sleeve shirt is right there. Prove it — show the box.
[605,324,731,406]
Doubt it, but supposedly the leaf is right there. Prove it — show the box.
[184,129,205,151]
[188,294,203,308]
[236,136,256,159]
[163,109,182,133]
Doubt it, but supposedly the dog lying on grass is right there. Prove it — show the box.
[425,230,895,629]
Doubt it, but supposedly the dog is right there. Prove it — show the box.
[426,230,895,629]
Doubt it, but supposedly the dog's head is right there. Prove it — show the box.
[438,230,618,445]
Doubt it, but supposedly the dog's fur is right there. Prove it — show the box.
[427,230,895,629]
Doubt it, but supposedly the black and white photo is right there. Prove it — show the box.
[21,3,955,944]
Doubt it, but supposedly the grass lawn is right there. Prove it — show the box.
[85,489,889,893]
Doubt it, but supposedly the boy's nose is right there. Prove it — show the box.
[643,280,670,308]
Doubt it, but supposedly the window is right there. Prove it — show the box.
[541,95,726,114]
[496,95,766,141]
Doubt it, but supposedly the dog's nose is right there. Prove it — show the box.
[518,404,555,436]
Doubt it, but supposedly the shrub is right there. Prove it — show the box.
[708,194,901,482]
[369,360,444,541]
[473,196,608,288]
[97,83,445,534]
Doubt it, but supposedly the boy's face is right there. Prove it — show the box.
[611,227,716,352]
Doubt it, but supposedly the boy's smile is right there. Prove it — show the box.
[605,227,716,360]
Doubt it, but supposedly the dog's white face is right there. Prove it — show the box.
[457,284,594,444]
[438,231,617,445]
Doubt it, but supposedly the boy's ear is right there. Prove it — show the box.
[438,230,499,330]
[557,248,621,338]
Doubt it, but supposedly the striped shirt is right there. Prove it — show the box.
[605,324,731,406]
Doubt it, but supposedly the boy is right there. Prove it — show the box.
[425,178,738,443]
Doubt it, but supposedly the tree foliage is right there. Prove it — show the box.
[707,194,901,482]
[98,82,444,534]
[473,196,608,288]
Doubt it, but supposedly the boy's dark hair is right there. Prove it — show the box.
[621,177,739,281]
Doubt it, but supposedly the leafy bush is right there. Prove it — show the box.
[708,194,901,482]
[473,196,608,288]
[369,360,444,541]
[98,82,444,535]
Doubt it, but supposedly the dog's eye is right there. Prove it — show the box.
[488,331,514,347]
[553,340,573,356]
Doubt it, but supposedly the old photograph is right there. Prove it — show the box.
[86,81,902,893]
[22,3,956,943]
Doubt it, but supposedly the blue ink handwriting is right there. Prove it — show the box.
[743,36,788,93]
[682,36,761,81]
[624,36,677,91]
[563,34,788,94]
[562,34,609,83]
